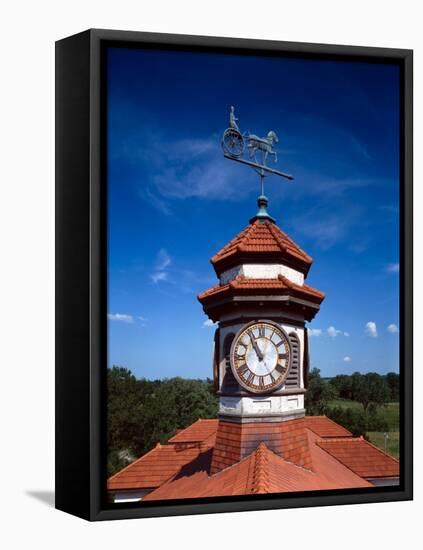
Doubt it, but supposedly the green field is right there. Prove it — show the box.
[328,399,399,458]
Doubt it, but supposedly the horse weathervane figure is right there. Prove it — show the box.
[221,107,294,223]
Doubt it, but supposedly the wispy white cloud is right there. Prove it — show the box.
[151,271,168,284]
[156,248,171,271]
[327,326,342,338]
[309,326,349,338]
[365,321,378,338]
[387,323,399,334]
[133,134,258,213]
[343,356,352,363]
[143,187,172,216]
[386,263,400,273]
[151,248,171,284]
[203,319,217,328]
[293,204,362,250]
[312,178,373,197]
[108,313,134,323]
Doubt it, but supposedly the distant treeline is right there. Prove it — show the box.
[328,371,399,403]
[306,369,399,437]
[107,366,399,475]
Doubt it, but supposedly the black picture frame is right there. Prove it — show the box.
[55,28,413,521]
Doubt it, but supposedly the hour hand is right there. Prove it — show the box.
[249,333,264,361]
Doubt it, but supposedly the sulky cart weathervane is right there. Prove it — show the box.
[221,106,294,222]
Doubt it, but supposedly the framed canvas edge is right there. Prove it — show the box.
[56,28,413,522]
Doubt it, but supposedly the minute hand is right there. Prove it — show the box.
[249,334,264,361]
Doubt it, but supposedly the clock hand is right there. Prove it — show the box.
[249,333,264,361]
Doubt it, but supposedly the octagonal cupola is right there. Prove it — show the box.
[198,202,325,428]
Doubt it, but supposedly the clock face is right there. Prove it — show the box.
[230,321,291,394]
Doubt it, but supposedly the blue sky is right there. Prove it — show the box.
[107,46,400,379]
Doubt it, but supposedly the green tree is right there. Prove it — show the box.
[325,406,367,436]
[353,372,390,412]
[325,403,389,436]
[386,372,400,401]
[330,374,353,400]
[305,368,337,415]
[137,377,218,454]
[107,366,145,454]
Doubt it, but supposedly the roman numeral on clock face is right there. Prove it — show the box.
[258,326,265,338]
[236,350,246,361]
[278,353,287,360]
[247,371,255,385]
[238,364,249,378]
[275,364,287,375]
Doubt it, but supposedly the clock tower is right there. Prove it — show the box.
[199,202,324,418]
[197,107,325,473]
[198,197,325,472]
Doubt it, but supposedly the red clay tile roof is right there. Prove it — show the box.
[317,437,400,478]
[144,441,371,501]
[306,430,372,486]
[198,274,325,305]
[108,416,398,499]
[303,416,352,438]
[168,419,218,447]
[210,220,312,276]
[107,443,207,491]
[211,417,312,474]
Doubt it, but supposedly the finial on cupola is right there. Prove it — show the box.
[221,106,294,225]
[250,194,275,224]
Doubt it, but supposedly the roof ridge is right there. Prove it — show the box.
[267,221,313,262]
[210,219,313,276]
[250,442,270,493]
[278,274,294,287]
[259,440,317,475]
[266,221,289,251]
[209,445,258,478]
[210,224,252,262]
[317,436,362,443]
[236,222,262,253]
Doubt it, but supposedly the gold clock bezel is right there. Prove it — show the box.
[229,320,292,395]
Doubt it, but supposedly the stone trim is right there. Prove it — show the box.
[218,409,306,423]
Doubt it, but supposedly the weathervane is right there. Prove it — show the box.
[222,106,294,222]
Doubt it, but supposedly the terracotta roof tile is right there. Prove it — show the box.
[107,443,205,491]
[303,416,352,438]
[108,416,397,500]
[210,220,312,276]
[168,419,218,445]
[198,274,324,305]
[144,441,371,501]
[316,437,400,478]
